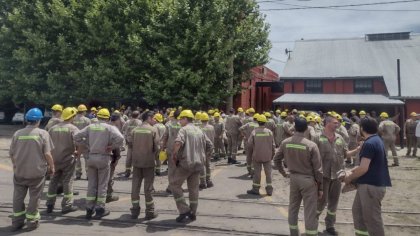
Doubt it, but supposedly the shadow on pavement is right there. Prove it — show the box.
[99,214,137,228]
[236,193,262,200]
[145,218,187,233]
[228,173,251,181]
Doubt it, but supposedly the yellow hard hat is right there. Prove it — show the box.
[208,109,215,115]
[334,114,342,121]
[61,107,77,121]
[351,109,356,113]
[299,114,305,118]
[178,110,195,119]
[253,113,260,119]
[214,108,219,112]
[77,104,87,112]
[248,108,255,114]
[280,111,287,117]
[359,110,366,115]
[200,113,209,121]
[51,104,63,112]
[276,109,281,114]
[169,110,175,117]
[264,112,271,118]
[195,111,202,120]
[91,107,97,112]
[256,114,267,123]
[380,112,389,118]
[154,113,164,122]
[299,111,305,115]
[306,116,315,123]
[114,110,120,114]
[237,107,244,112]
[315,116,322,123]
[410,112,417,117]
[213,112,221,118]
[97,108,110,119]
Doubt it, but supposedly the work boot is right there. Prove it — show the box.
[199,183,207,190]
[406,151,411,157]
[392,157,399,167]
[106,195,119,203]
[145,212,158,220]
[165,187,172,194]
[247,189,260,195]
[46,205,54,214]
[175,212,194,223]
[26,221,39,231]
[189,213,197,221]
[62,206,78,214]
[124,169,131,178]
[130,207,140,219]
[230,159,241,165]
[265,186,273,196]
[227,157,233,164]
[206,180,214,188]
[93,208,110,219]
[86,208,94,220]
[74,191,79,196]
[325,227,338,235]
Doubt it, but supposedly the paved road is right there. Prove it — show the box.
[0,149,293,236]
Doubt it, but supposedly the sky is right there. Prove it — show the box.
[257,0,420,74]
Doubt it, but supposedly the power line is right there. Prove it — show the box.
[258,0,420,11]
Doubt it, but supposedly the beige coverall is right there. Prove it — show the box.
[379,120,400,165]
[170,123,213,215]
[405,118,417,156]
[73,114,91,178]
[45,117,62,131]
[122,118,142,172]
[274,132,323,236]
[46,123,79,210]
[239,121,259,174]
[224,115,242,160]
[127,123,159,215]
[313,133,347,230]
[213,120,225,158]
[74,121,124,210]
[10,125,54,227]
[200,123,215,186]
[161,120,181,189]
[247,127,275,194]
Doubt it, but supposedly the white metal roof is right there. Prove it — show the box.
[282,35,420,97]
[273,94,404,105]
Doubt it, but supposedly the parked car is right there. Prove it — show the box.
[12,112,25,124]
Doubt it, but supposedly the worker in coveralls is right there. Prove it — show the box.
[10,108,55,231]
[170,110,213,223]
[74,108,124,219]
[274,118,323,236]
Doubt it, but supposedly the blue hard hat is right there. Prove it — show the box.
[25,108,43,121]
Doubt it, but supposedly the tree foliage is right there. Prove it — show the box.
[0,0,270,108]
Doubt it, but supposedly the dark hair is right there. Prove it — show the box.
[294,118,308,132]
[173,110,181,119]
[131,111,140,118]
[258,121,265,126]
[360,117,378,134]
[141,111,155,122]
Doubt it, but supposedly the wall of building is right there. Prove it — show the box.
[406,99,420,115]
[283,79,387,94]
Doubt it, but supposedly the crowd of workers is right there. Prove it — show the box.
[8,103,420,236]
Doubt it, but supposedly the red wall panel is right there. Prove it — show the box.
[343,80,354,93]
[294,81,305,93]
[323,81,335,93]
[373,80,387,94]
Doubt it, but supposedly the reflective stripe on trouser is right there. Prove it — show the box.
[86,154,111,209]
[131,167,155,213]
[200,155,212,185]
[317,177,341,228]
[214,137,225,155]
[352,184,386,236]
[169,167,200,214]
[13,175,45,225]
[406,135,417,155]
[126,145,133,169]
[46,160,76,208]
[107,149,120,197]
[252,161,272,191]
[226,133,239,159]
[288,174,318,236]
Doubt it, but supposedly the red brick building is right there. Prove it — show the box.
[233,66,280,112]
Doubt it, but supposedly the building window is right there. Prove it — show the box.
[305,80,322,93]
[354,80,373,93]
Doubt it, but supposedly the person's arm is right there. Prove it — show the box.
[273,143,287,177]
[45,152,55,175]
[161,126,169,150]
[172,141,182,163]
[311,145,323,199]
[344,157,371,184]
[346,145,361,157]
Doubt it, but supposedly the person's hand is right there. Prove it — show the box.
[49,166,55,176]
[172,154,177,166]
[318,191,323,200]
[344,175,352,185]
